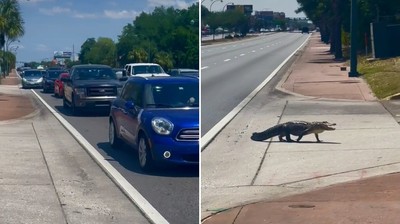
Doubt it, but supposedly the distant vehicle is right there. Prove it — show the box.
[54,72,70,98]
[124,63,169,77]
[302,27,310,34]
[21,69,46,89]
[42,69,68,93]
[17,66,31,77]
[63,64,124,115]
[112,68,125,79]
[108,75,199,171]
[169,68,199,77]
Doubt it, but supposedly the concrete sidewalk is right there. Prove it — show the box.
[201,33,400,223]
[0,71,150,223]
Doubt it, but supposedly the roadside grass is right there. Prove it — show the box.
[358,56,400,99]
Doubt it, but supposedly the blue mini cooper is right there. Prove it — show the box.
[108,75,199,171]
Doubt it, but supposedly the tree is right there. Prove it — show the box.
[79,38,96,64]
[0,0,24,75]
[116,3,199,70]
[84,37,116,66]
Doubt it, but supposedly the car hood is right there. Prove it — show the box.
[142,107,199,128]
[73,79,123,87]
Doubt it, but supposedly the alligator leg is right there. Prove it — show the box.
[285,132,294,142]
[279,134,285,142]
[296,134,303,142]
[314,133,321,142]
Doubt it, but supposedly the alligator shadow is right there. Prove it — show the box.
[97,142,199,177]
[262,140,341,144]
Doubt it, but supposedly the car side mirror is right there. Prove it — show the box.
[122,70,127,77]
[119,76,128,82]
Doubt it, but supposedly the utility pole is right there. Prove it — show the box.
[348,0,358,77]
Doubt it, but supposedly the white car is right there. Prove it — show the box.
[123,63,169,77]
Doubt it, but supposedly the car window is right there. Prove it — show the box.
[73,68,116,80]
[132,65,164,75]
[24,71,43,77]
[121,82,143,107]
[146,83,199,108]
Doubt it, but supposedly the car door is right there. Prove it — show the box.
[117,82,142,145]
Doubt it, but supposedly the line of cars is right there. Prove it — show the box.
[17,63,199,172]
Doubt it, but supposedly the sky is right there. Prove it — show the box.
[203,0,306,18]
[13,0,197,65]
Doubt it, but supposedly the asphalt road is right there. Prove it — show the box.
[33,89,199,224]
[201,32,309,136]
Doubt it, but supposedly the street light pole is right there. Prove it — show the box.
[349,0,358,77]
[210,0,223,11]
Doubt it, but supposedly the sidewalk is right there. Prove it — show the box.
[0,71,150,223]
[202,33,400,223]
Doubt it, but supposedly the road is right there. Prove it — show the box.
[201,32,309,136]
[33,89,199,224]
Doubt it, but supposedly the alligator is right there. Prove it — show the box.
[251,121,336,143]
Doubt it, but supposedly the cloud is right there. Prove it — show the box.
[39,6,71,15]
[72,12,98,19]
[104,10,139,19]
[148,0,196,9]
[36,44,50,52]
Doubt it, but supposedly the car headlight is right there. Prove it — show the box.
[151,117,174,135]
[36,77,43,83]
[74,88,86,97]
[22,78,27,82]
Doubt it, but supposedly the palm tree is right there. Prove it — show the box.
[0,0,24,76]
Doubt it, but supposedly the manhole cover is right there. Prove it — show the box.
[288,204,315,208]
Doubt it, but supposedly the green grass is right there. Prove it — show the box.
[358,56,400,99]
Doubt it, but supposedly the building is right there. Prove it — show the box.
[226,4,253,16]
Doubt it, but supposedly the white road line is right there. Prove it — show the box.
[201,66,209,70]
[201,35,311,150]
[224,59,231,62]
[32,91,169,224]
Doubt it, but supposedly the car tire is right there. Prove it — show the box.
[109,119,123,148]
[138,135,154,172]
[71,96,79,115]
[63,96,68,109]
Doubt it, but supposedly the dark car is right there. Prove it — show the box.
[108,75,199,171]
[21,69,47,89]
[42,69,68,93]
[301,27,309,34]
[63,64,124,115]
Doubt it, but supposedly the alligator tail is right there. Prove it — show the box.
[251,124,283,141]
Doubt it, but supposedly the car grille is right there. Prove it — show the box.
[176,128,199,141]
[87,87,117,97]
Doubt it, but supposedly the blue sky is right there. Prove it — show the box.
[14,0,197,65]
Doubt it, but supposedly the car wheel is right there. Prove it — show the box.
[138,135,154,171]
[109,119,123,148]
[71,96,79,115]
[63,96,68,109]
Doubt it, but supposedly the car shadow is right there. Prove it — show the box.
[97,142,199,177]
[54,105,109,117]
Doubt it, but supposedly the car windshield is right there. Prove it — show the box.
[145,83,199,108]
[47,70,66,78]
[73,68,117,80]
[133,65,164,75]
[24,71,43,78]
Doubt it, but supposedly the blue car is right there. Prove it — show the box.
[108,75,199,171]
